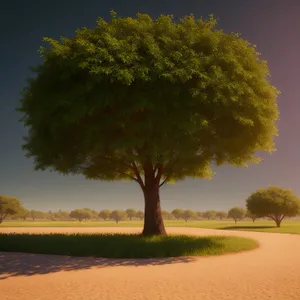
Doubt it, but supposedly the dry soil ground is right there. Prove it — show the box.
[1,227,300,300]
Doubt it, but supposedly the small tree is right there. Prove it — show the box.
[216,211,227,220]
[196,212,203,219]
[136,210,144,220]
[99,209,111,220]
[246,186,300,227]
[162,210,173,220]
[246,210,257,223]
[172,208,184,220]
[30,210,46,221]
[110,210,127,224]
[182,210,197,222]
[12,207,29,220]
[203,210,216,220]
[70,209,92,222]
[228,207,246,223]
[0,196,24,223]
[126,208,137,220]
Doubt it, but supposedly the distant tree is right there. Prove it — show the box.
[110,210,127,224]
[30,210,46,221]
[172,209,184,220]
[196,212,203,219]
[182,210,197,222]
[18,12,279,236]
[246,210,257,223]
[136,210,144,220]
[0,196,24,223]
[161,210,173,220]
[203,210,217,220]
[246,186,300,227]
[83,208,99,219]
[216,211,228,220]
[228,207,246,223]
[99,209,112,220]
[70,209,93,222]
[12,207,29,220]
[126,208,137,220]
[53,210,72,221]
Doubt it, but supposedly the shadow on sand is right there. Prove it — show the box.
[0,252,197,279]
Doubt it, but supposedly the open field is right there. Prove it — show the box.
[2,219,300,234]
[1,227,300,300]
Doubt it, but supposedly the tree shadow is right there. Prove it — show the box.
[0,252,198,280]
[218,226,276,230]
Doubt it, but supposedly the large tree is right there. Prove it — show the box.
[246,186,300,227]
[0,196,24,223]
[18,12,279,235]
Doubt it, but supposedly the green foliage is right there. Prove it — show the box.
[110,210,127,223]
[136,210,144,220]
[246,186,300,227]
[69,209,93,222]
[203,210,217,220]
[11,208,30,220]
[172,208,184,219]
[0,196,24,223]
[126,208,137,220]
[99,209,111,220]
[30,210,46,220]
[0,233,258,258]
[246,210,258,222]
[182,209,197,221]
[19,12,279,186]
[52,210,73,221]
[161,210,174,220]
[216,211,227,220]
[228,207,246,223]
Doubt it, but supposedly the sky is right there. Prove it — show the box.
[1,0,300,212]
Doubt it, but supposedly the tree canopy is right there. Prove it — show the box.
[0,196,24,223]
[70,208,93,222]
[172,208,184,220]
[182,209,197,222]
[126,208,137,220]
[216,211,227,220]
[228,207,246,223]
[246,186,300,227]
[99,209,111,220]
[18,12,279,235]
[203,210,217,220]
[110,210,127,223]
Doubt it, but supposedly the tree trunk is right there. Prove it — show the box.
[252,218,255,223]
[116,219,118,224]
[234,219,237,224]
[142,181,166,236]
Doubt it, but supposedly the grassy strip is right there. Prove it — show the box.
[0,233,258,258]
[2,220,300,235]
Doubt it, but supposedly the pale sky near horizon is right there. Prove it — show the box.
[1,0,299,212]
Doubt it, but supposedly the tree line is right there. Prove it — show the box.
[1,186,300,227]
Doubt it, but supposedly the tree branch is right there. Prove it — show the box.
[115,169,138,182]
[131,161,145,189]
[159,175,171,188]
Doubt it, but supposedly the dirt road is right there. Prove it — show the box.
[1,227,299,300]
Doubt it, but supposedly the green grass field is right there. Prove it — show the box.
[0,233,258,258]
[2,219,300,235]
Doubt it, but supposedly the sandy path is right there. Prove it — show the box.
[0,227,300,300]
